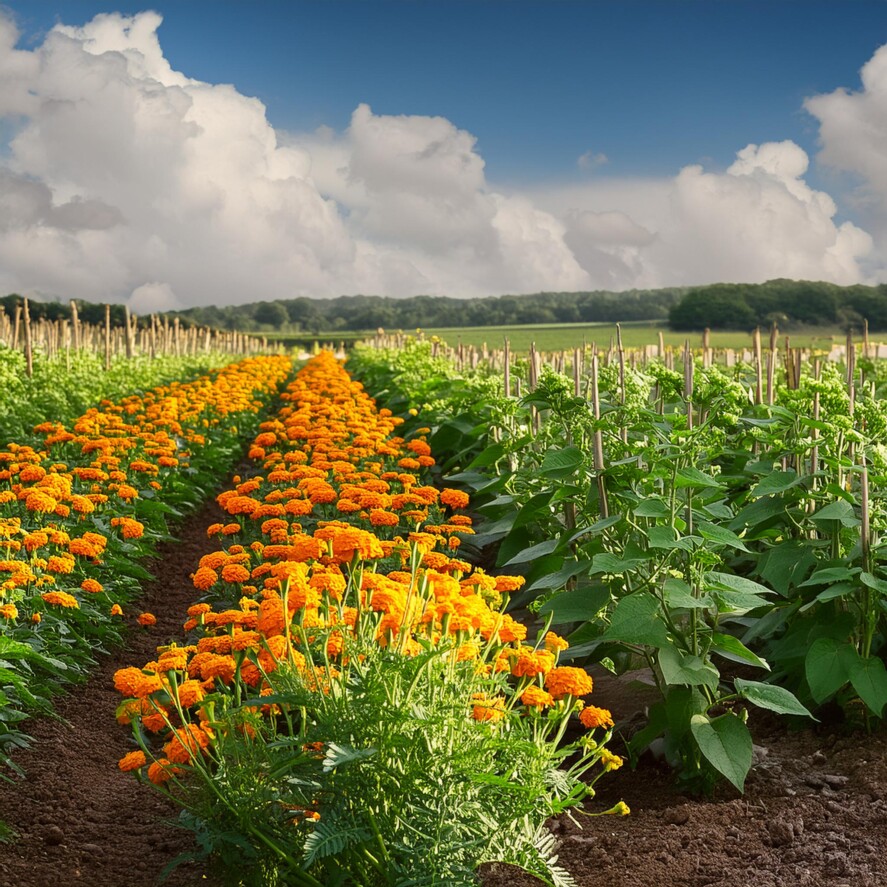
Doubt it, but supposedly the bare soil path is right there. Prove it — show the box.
[0,499,225,887]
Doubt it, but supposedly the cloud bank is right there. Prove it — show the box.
[0,10,881,309]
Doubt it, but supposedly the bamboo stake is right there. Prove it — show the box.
[22,298,33,377]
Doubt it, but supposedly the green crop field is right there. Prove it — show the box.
[270,321,863,354]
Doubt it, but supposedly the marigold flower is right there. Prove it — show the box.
[521,686,555,709]
[110,603,124,616]
[147,758,182,784]
[544,666,594,700]
[0,603,18,619]
[118,750,147,772]
[192,566,219,591]
[221,563,251,584]
[440,488,470,510]
[471,693,506,723]
[138,612,157,627]
[81,578,104,594]
[41,591,79,609]
[579,706,614,730]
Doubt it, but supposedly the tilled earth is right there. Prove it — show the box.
[0,501,884,887]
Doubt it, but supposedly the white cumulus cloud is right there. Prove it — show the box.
[805,42,887,276]
[0,9,879,308]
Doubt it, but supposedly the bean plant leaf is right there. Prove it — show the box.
[805,637,850,703]
[710,632,769,670]
[501,538,559,566]
[658,646,719,691]
[539,446,584,480]
[748,470,800,499]
[799,566,860,587]
[696,521,749,552]
[810,500,860,527]
[734,678,813,718]
[860,572,887,595]
[538,584,609,623]
[633,498,670,518]
[675,467,724,489]
[602,592,670,647]
[841,648,887,717]
[690,713,753,792]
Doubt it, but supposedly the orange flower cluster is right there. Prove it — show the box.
[0,355,292,738]
[116,352,612,783]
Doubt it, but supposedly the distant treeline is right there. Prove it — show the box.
[4,279,887,334]
[669,280,887,331]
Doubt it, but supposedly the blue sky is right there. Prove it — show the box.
[0,1,885,305]
[8,1,885,183]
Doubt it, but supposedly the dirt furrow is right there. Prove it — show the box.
[0,498,227,887]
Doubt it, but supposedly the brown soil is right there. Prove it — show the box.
[0,499,223,887]
[1,507,885,887]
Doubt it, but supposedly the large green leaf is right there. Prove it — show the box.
[734,678,813,718]
[501,538,560,566]
[603,592,670,647]
[690,713,753,792]
[658,646,719,691]
[805,637,850,703]
[647,525,696,551]
[710,632,769,670]
[633,498,670,518]
[675,467,724,489]
[539,584,611,623]
[810,500,859,528]
[842,649,887,717]
[697,521,749,552]
[539,445,584,480]
[748,470,800,499]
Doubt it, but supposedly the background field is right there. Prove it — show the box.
[271,321,863,354]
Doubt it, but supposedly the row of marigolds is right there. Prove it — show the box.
[0,355,293,771]
[115,351,625,887]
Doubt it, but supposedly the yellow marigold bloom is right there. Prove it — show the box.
[41,590,79,609]
[521,686,555,709]
[0,603,18,619]
[544,666,594,700]
[494,575,526,593]
[110,603,123,616]
[543,631,570,654]
[579,705,614,730]
[118,750,147,772]
[599,749,624,772]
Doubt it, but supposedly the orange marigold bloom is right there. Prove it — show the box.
[543,632,570,654]
[147,758,182,785]
[544,667,593,700]
[192,566,219,591]
[471,693,506,723]
[440,488,470,510]
[80,578,104,594]
[221,563,251,584]
[118,750,147,772]
[579,706,614,730]
[521,686,555,709]
[41,590,79,609]
[512,647,556,678]
[176,679,206,708]
[138,612,157,627]
[165,724,214,764]
[110,603,124,616]
[494,575,526,593]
